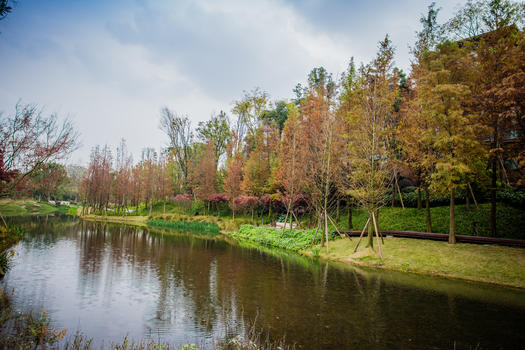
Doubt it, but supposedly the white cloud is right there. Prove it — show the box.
[0,0,469,165]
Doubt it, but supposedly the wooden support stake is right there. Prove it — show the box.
[353,218,370,252]
[395,173,405,209]
[467,182,479,210]
[291,210,302,229]
[327,214,346,239]
[0,210,7,228]
[372,212,383,259]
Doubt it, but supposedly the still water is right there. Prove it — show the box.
[2,216,525,349]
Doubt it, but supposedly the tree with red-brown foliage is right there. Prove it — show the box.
[79,145,113,214]
[0,103,79,200]
[190,141,217,213]
[241,122,279,197]
[224,152,244,219]
[233,195,259,222]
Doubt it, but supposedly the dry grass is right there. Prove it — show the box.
[80,215,149,226]
[311,236,525,288]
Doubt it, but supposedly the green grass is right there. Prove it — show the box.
[231,225,322,251]
[0,199,77,217]
[337,203,525,239]
[147,220,220,236]
[315,236,525,288]
[149,212,253,233]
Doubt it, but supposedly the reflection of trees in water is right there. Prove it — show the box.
[9,215,78,247]
[65,220,525,349]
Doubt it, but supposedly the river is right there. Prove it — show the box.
[1,216,524,349]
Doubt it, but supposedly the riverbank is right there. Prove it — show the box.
[80,214,149,227]
[0,199,76,217]
[304,237,525,289]
[80,213,525,289]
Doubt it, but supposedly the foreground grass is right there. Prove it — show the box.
[0,199,75,217]
[340,203,525,239]
[309,236,525,289]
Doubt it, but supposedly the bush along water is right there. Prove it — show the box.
[231,225,323,251]
[147,220,220,236]
[0,225,24,277]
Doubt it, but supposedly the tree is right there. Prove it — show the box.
[223,152,243,219]
[419,41,486,244]
[0,103,78,224]
[275,103,307,231]
[114,139,132,214]
[341,36,398,252]
[160,107,193,191]
[28,163,68,201]
[241,122,279,197]
[261,100,289,135]
[79,145,113,214]
[299,67,340,252]
[445,0,525,236]
[196,111,232,165]
[191,141,218,212]
[231,87,270,154]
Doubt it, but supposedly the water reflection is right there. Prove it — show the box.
[2,217,524,349]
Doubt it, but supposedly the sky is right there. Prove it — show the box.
[0,0,468,166]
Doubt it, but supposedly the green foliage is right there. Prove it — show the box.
[149,212,252,233]
[147,220,220,236]
[0,225,24,276]
[0,289,69,349]
[495,187,525,207]
[231,225,324,251]
[338,203,525,239]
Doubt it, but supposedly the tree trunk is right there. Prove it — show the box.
[320,213,325,248]
[449,188,456,244]
[392,181,396,207]
[336,199,340,222]
[324,209,329,253]
[425,188,432,233]
[347,201,353,229]
[366,213,374,248]
[417,187,422,209]
[490,160,497,237]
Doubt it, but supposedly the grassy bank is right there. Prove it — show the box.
[80,208,525,289]
[0,199,76,217]
[149,212,253,233]
[80,215,148,227]
[147,219,220,236]
[306,236,525,289]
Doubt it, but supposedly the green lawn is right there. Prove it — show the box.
[311,236,525,288]
[337,203,525,239]
[0,199,67,217]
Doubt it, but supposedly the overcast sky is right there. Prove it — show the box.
[0,0,468,166]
